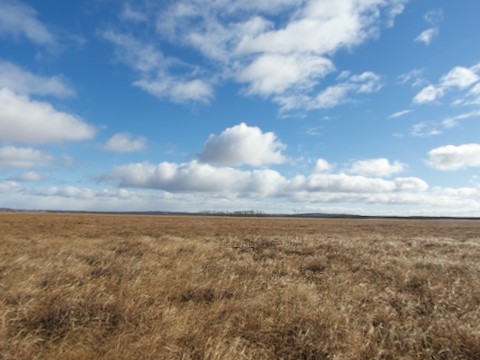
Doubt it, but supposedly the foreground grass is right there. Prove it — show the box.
[1,213,479,359]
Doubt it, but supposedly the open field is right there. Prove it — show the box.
[1,212,479,359]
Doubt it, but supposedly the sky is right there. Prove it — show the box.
[1,0,480,216]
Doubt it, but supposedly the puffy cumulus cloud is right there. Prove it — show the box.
[428,144,480,170]
[0,0,56,46]
[104,132,147,153]
[350,158,406,177]
[313,158,332,173]
[102,160,287,196]
[0,60,75,98]
[0,89,95,145]
[300,174,427,194]
[394,177,428,192]
[235,0,400,55]
[100,160,428,201]
[0,146,52,171]
[197,123,286,166]
[413,63,480,105]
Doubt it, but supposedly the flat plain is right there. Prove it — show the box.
[1,212,479,359]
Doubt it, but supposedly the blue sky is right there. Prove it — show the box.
[1,0,480,215]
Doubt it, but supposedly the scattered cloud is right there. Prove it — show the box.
[413,63,480,104]
[238,54,334,97]
[440,66,479,89]
[103,0,405,112]
[134,78,213,104]
[120,3,147,23]
[398,68,427,87]
[303,126,323,136]
[279,71,383,113]
[349,158,406,177]
[102,30,214,104]
[0,0,56,46]
[104,132,147,153]
[197,123,286,166]
[424,9,443,25]
[0,88,95,145]
[0,146,52,171]
[441,110,480,129]
[415,28,439,46]
[388,109,411,119]
[415,8,443,46]
[0,60,75,98]
[413,84,444,104]
[428,143,480,170]
[313,158,331,173]
[410,122,441,137]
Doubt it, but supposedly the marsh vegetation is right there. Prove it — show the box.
[1,213,479,359]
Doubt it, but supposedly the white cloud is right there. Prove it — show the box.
[413,63,480,105]
[308,71,382,110]
[120,3,147,23]
[238,54,334,96]
[398,68,427,87]
[0,146,52,171]
[440,66,479,89]
[0,60,75,98]
[9,171,44,181]
[102,30,214,104]
[101,160,429,201]
[414,27,439,46]
[412,84,444,104]
[102,160,287,196]
[410,122,441,137]
[134,78,213,104]
[428,144,480,170]
[235,0,394,56]
[197,123,286,166]
[303,173,426,193]
[314,84,352,109]
[106,0,406,112]
[350,158,406,177]
[441,111,480,129]
[0,88,95,145]
[424,9,443,25]
[313,159,331,173]
[388,109,411,119]
[104,132,147,153]
[0,0,56,46]
[414,9,442,46]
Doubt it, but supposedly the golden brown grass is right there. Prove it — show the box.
[1,212,479,359]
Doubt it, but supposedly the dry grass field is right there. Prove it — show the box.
[1,212,479,359]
